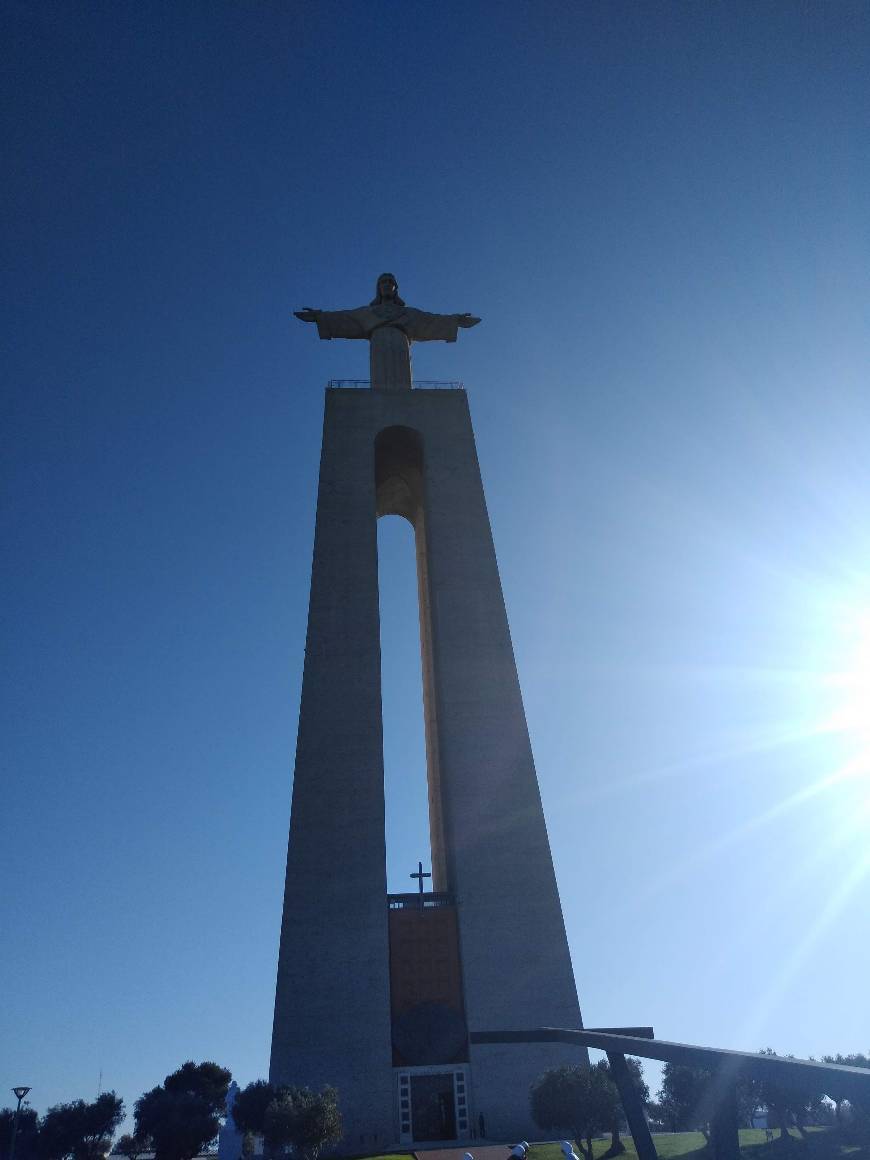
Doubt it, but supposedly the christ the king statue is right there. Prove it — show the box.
[294,272,481,391]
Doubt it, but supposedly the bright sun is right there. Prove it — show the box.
[819,605,870,820]
[822,607,870,745]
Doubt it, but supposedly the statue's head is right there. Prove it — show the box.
[372,272,405,306]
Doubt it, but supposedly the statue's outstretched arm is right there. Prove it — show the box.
[403,309,482,343]
[293,307,369,340]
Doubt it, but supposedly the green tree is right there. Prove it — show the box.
[755,1049,792,1144]
[262,1093,294,1160]
[230,1084,278,1139]
[822,1054,870,1142]
[262,1089,341,1160]
[594,1058,648,1155]
[284,1088,340,1160]
[39,1095,125,1160]
[134,1089,212,1160]
[735,1074,762,1129]
[1,1108,39,1160]
[135,1062,231,1160]
[656,1064,712,1137]
[530,1064,618,1160]
[755,1048,828,1143]
[231,1082,283,1160]
[163,1064,231,1113]
[114,1135,147,1160]
[643,1102,667,1132]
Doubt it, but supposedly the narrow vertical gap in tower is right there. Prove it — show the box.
[377,514,432,895]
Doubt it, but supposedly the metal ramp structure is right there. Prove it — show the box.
[471,1027,870,1160]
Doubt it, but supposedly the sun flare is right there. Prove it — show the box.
[821,607,870,748]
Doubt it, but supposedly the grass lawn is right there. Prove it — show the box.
[356,1129,868,1160]
[527,1129,867,1160]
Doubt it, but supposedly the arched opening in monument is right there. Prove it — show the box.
[377,514,431,893]
[375,426,446,894]
[376,427,467,1082]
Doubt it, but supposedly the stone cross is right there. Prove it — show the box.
[410,861,431,895]
[294,272,481,391]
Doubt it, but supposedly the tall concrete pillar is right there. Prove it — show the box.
[271,387,584,1149]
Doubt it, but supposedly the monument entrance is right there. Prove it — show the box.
[271,275,585,1148]
[409,1072,457,1141]
[395,1065,470,1145]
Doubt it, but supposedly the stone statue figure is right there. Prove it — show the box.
[217,1081,242,1160]
[294,272,480,391]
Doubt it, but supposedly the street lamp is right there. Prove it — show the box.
[8,1087,32,1160]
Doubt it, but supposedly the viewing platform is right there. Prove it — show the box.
[327,379,464,390]
[388,892,456,910]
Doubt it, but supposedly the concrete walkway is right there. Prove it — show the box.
[413,1147,513,1160]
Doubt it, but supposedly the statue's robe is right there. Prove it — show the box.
[312,302,465,391]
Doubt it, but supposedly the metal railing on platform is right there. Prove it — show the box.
[387,892,455,910]
[327,379,464,390]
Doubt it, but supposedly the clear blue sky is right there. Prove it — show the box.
[3,0,869,1130]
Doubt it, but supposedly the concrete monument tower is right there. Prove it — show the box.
[271,274,584,1150]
